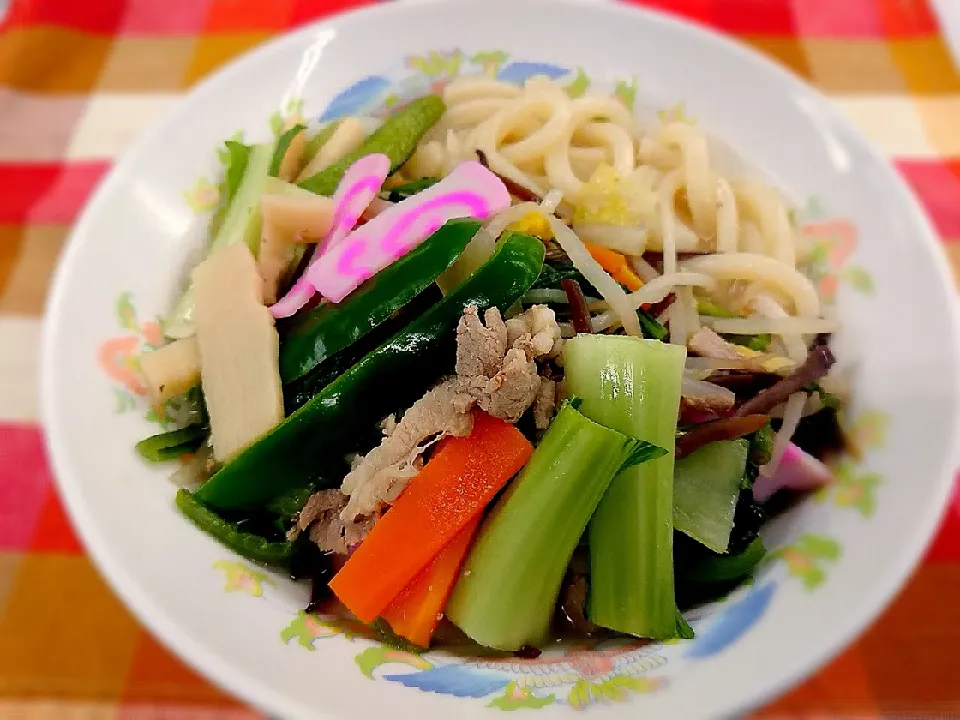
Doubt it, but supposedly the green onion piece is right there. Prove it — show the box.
[563,334,686,639]
[445,401,665,651]
[638,308,667,340]
[136,424,207,462]
[673,439,749,553]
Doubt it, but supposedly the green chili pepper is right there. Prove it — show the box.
[298,96,446,196]
[196,231,545,511]
[175,489,294,565]
[136,424,207,462]
[279,218,479,385]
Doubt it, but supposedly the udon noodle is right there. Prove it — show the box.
[403,74,832,365]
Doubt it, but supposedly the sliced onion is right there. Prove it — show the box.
[680,376,737,409]
[546,215,642,336]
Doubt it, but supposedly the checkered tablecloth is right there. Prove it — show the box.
[1,0,959,717]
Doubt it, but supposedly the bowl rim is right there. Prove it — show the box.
[39,0,960,718]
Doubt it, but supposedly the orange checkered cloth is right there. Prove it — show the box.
[1,0,959,717]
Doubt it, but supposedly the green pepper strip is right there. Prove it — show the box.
[298,95,446,196]
[196,231,545,511]
[136,424,207,462]
[279,218,479,384]
[175,489,293,565]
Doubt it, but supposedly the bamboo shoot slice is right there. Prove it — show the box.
[193,243,284,462]
[140,337,200,405]
[259,192,336,304]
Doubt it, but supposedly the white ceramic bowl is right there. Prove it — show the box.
[40,1,960,718]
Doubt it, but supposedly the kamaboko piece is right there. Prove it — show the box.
[193,242,284,462]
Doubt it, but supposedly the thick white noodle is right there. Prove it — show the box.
[402,75,836,358]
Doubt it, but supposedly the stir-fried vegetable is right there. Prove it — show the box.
[139,338,200,406]
[446,401,666,650]
[563,335,686,640]
[136,424,207,463]
[582,241,643,291]
[330,412,532,623]
[676,536,766,588]
[673,440,749,553]
[384,177,441,201]
[195,231,545,510]
[192,243,284,462]
[175,489,293,565]
[299,96,445,196]
[279,219,479,384]
[166,142,274,339]
[381,517,481,647]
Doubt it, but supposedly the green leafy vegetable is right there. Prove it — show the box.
[445,401,665,651]
[677,537,766,586]
[563,334,686,640]
[673,440,749,553]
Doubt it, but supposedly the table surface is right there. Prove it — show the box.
[2,0,960,717]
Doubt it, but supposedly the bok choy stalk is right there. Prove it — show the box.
[445,401,665,651]
[563,335,686,640]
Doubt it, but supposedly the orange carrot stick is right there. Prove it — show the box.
[329,411,533,623]
[583,241,644,291]
[381,516,481,647]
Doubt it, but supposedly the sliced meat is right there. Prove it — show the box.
[456,305,509,378]
[295,489,375,555]
[338,305,562,527]
[533,378,557,430]
[340,379,474,522]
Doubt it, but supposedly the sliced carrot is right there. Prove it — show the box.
[381,517,481,647]
[329,411,533,623]
[583,241,644,291]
